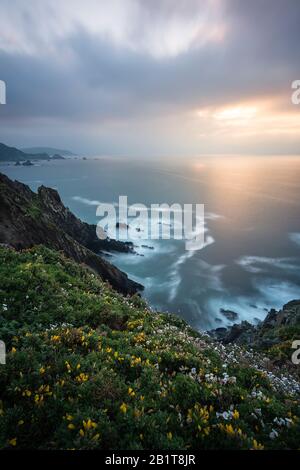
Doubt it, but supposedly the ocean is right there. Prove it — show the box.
[2,155,300,330]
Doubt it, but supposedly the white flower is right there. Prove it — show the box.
[285,418,292,428]
[269,429,279,440]
[216,411,230,420]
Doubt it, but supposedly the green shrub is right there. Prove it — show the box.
[0,246,299,449]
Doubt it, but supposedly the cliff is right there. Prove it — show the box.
[0,173,142,295]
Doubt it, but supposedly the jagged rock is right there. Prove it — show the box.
[0,172,143,295]
[210,321,256,345]
[220,308,239,321]
[209,300,300,352]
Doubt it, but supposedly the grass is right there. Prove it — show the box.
[25,202,42,219]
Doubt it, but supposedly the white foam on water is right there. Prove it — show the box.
[236,255,300,273]
[289,232,300,247]
[205,296,267,329]
[206,277,300,330]
[73,196,119,207]
[255,278,300,305]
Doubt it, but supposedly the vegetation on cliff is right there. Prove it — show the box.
[0,246,299,450]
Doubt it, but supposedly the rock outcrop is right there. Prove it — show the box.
[0,172,142,295]
[209,300,300,350]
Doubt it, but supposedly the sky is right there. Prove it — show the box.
[0,0,299,157]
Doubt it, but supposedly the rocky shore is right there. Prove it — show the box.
[0,173,142,295]
[209,300,300,376]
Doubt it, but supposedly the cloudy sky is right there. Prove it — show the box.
[0,0,299,157]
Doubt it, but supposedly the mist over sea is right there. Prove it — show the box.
[2,155,300,330]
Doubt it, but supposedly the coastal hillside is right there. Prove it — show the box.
[0,245,299,450]
[210,302,300,379]
[21,147,75,157]
[0,142,49,162]
[0,173,141,295]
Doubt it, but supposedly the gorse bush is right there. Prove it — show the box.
[0,246,299,449]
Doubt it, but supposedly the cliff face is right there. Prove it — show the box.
[0,172,142,295]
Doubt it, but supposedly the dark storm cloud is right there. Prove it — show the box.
[0,0,299,153]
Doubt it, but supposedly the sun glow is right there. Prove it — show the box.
[213,106,258,121]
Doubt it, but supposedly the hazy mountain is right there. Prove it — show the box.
[0,142,49,162]
[21,146,75,157]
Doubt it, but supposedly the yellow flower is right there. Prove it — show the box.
[83,419,97,431]
[51,335,60,342]
[134,332,145,343]
[75,373,89,383]
[130,356,142,367]
[252,439,264,450]
[167,432,173,440]
[9,438,17,446]
[232,410,239,420]
[66,414,73,421]
[68,423,75,430]
[39,367,45,375]
[79,429,85,437]
[128,387,135,397]
[11,347,17,354]
[225,424,235,435]
[92,433,100,441]
[18,420,24,426]
[120,402,128,414]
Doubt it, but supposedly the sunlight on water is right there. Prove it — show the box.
[2,155,300,330]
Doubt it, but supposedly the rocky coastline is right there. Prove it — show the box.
[0,172,142,295]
